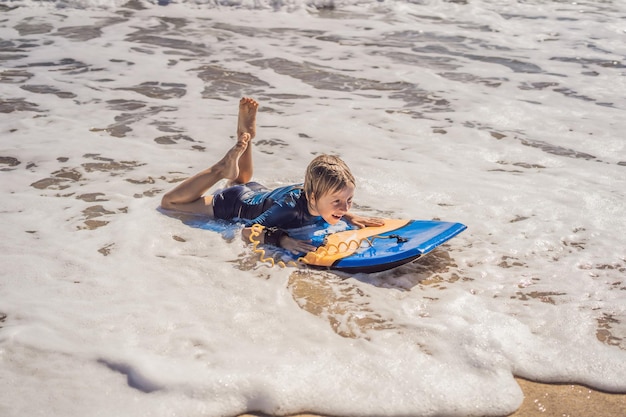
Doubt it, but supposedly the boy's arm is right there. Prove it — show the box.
[241,227,316,253]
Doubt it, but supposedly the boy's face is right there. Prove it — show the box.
[309,185,354,224]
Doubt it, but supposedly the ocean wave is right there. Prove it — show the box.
[3,0,397,11]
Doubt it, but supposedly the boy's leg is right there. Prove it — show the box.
[161,133,250,215]
[232,97,258,185]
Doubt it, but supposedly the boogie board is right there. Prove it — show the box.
[285,219,467,273]
[178,213,466,274]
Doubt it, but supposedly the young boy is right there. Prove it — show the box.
[161,97,383,254]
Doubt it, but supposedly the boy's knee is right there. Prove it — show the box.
[161,194,174,210]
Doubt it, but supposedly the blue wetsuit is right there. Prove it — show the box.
[212,182,320,229]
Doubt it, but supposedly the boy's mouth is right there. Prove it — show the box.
[329,214,343,222]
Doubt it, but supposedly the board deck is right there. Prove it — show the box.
[295,219,467,273]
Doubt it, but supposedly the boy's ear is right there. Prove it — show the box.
[308,192,316,204]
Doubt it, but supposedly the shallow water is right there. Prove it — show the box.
[1,0,625,416]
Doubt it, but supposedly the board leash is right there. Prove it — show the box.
[248,224,301,268]
[248,224,408,269]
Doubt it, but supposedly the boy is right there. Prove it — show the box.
[161,97,383,254]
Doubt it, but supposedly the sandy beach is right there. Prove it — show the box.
[240,378,626,416]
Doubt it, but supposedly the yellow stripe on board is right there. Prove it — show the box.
[301,219,410,267]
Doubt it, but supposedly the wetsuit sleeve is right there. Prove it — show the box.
[242,202,298,228]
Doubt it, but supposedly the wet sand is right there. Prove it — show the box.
[509,378,626,417]
[239,378,626,417]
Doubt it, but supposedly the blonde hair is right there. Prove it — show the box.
[303,154,355,200]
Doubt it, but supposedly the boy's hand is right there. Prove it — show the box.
[344,213,385,229]
[280,236,317,254]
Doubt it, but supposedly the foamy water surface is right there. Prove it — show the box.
[1,0,625,416]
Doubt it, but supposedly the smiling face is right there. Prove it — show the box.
[308,185,355,225]
[303,155,356,224]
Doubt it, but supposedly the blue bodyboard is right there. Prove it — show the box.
[182,214,466,273]
[287,218,467,273]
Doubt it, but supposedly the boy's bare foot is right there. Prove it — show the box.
[237,97,258,139]
[221,133,250,180]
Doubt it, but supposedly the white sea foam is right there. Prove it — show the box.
[1,0,625,416]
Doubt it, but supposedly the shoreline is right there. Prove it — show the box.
[239,377,626,417]
[508,378,626,417]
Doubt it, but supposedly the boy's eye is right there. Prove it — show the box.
[332,199,352,206]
